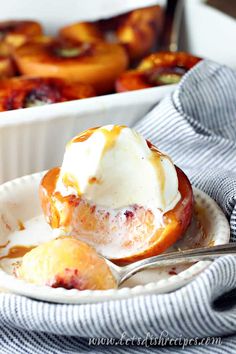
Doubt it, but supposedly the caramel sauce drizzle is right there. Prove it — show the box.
[88,176,100,184]
[41,126,126,228]
[63,128,100,194]
[18,220,25,231]
[146,139,174,210]
[64,125,126,193]
[0,245,35,261]
[62,173,81,195]
[70,125,126,154]
[41,167,79,228]
[0,240,10,249]
[149,146,166,209]
[100,125,126,156]
[40,167,61,228]
[41,167,60,197]
[70,127,99,144]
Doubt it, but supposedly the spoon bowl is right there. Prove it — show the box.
[104,243,236,286]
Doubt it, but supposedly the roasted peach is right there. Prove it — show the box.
[0,41,16,78]
[20,35,54,46]
[16,237,117,290]
[60,6,163,62]
[0,55,15,78]
[40,157,193,264]
[116,52,202,92]
[116,6,163,61]
[14,38,128,94]
[0,77,95,111]
[0,20,42,50]
[60,22,104,43]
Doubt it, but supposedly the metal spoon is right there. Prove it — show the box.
[104,243,236,286]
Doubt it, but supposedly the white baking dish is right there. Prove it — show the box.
[0,0,165,31]
[180,0,236,68]
[0,0,170,183]
[0,0,235,183]
[0,85,175,183]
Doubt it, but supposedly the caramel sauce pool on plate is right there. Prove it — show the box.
[0,245,35,261]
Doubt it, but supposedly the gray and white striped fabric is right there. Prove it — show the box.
[0,60,236,354]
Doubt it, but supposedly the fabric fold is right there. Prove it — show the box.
[0,256,236,339]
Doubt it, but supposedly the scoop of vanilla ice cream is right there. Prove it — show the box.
[56,125,180,212]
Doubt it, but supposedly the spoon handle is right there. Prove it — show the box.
[160,0,184,52]
[118,243,236,284]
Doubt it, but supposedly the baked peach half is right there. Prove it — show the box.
[116,52,202,92]
[0,41,16,78]
[16,237,116,290]
[14,38,128,94]
[0,77,95,111]
[116,6,163,61]
[0,55,15,78]
[59,6,163,62]
[39,137,193,264]
[60,22,104,43]
[0,20,42,50]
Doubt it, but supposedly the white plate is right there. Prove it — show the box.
[0,172,230,303]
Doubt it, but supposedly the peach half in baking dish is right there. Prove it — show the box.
[116,5,163,61]
[60,5,163,61]
[40,125,193,264]
[0,54,15,79]
[59,22,104,43]
[0,20,42,50]
[116,52,202,92]
[0,77,95,111]
[14,38,128,94]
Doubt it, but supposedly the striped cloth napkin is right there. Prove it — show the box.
[0,60,236,354]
